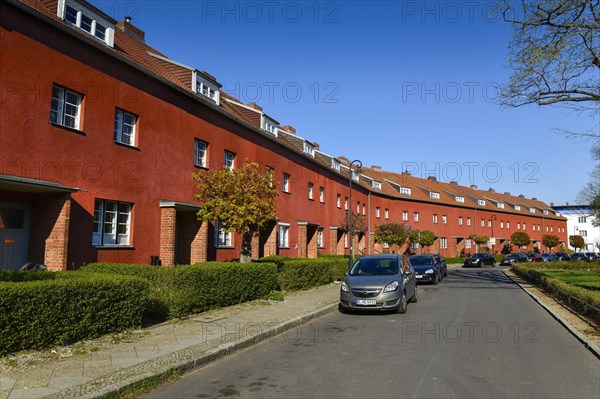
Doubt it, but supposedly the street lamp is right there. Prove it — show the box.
[348,159,362,269]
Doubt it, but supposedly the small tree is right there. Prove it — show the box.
[470,234,490,253]
[193,162,278,263]
[339,211,367,237]
[569,235,585,252]
[542,234,560,252]
[511,231,531,251]
[374,222,411,250]
[408,230,436,254]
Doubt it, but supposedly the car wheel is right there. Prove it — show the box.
[397,291,408,314]
[338,303,349,314]
[492,261,496,267]
[410,286,418,303]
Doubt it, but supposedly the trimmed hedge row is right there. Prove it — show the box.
[0,274,148,356]
[81,262,280,319]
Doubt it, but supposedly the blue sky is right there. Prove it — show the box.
[95,0,597,205]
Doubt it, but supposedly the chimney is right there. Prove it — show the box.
[116,17,145,42]
[337,156,350,165]
[518,194,525,198]
[550,202,554,206]
[427,176,437,182]
[450,181,458,186]
[532,197,537,201]
[504,192,510,196]
[488,188,495,192]
[470,184,478,190]
[247,102,263,111]
[312,142,320,150]
[281,125,296,134]
[566,202,570,206]
[371,165,382,171]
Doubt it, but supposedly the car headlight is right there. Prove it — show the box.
[341,281,349,292]
[384,281,399,292]
[425,269,434,274]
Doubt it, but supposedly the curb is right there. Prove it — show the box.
[44,302,339,399]
[503,269,600,359]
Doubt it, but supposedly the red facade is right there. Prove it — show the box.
[0,0,568,270]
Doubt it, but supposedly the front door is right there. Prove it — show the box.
[0,205,29,270]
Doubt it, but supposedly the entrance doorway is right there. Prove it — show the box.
[0,204,30,270]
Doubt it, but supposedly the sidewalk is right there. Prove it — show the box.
[0,284,341,399]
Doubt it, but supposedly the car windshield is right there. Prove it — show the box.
[349,258,399,276]
[506,254,517,258]
[471,254,485,259]
[409,256,434,266]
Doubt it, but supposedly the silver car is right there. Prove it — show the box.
[339,254,417,313]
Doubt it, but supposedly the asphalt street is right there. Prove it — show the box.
[140,266,600,398]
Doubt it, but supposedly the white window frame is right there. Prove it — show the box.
[351,170,360,182]
[441,237,447,249]
[385,208,389,219]
[92,199,132,246]
[283,173,290,193]
[466,238,472,249]
[308,182,314,200]
[529,207,536,213]
[442,215,447,224]
[195,74,220,104]
[336,194,341,208]
[59,2,114,46]
[517,222,521,230]
[414,212,419,222]
[515,205,521,211]
[215,221,232,247]
[433,214,438,224]
[430,192,440,199]
[481,219,485,227]
[500,221,504,229]
[507,221,510,229]
[224,151,235,171]
[467,217,471,226]
[278,223,290,248]
[375,207,381,218]
[402,211,408,221]
[332,159,341,171]
[344,197,348,210]
[194,139,208,167]
[372,181,382,190]
[478,199,486,206]
[319,186,325,203]
[304,142,315,157]
[114,109,137,146]
[497,203,505,209]
[458,216,463,225]
[400,187,411,195]
[456,196,464,203]
[317,228,324,248]
[362,203,366,216]
[50,85,82,129]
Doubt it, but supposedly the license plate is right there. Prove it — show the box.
[416,275,423,278]
[355,299,376,306]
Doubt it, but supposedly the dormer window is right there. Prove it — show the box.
[372,181,381,190]
[478,199,486,206]
[455,196,464,203]
[303,142,315,157]
[332,159,341,171]
[194,73,220,105]
[515,205,521,211]
[529,207,536,213]
[351,170,360,182]
[400,187,411,195]
[262,116,278,136]
[430,192,440,199]
[58,0,115,46]
[543,210,549,215]
[497,203,505,209]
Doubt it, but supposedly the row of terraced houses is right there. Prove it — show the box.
[0,0,568,270]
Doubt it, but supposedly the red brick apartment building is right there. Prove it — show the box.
[0,0,567,270]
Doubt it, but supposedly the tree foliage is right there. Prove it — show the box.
[374,222,412,247]
[569,234,585,251]
[193,162,278,262]
[542,234,560,250]
[339,211,367,236]
[409,230,436,252]
[577,144,600,226]
[511,231,532,248]
[470,234,490,245]
[499,0,600,110]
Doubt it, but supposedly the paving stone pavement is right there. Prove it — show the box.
[0,283,341,399]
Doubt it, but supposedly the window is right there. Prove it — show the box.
[344,232,349,248]
[385,208,389,219]
[515,205,521,211]
[278,224,289,247]
[304,142,315,157]
[517,222,521,230]
[356,201,360,213]
[400,187,411,195]
[500,221,504,229]
[578,216,587,223]
[458,216,463,226]
[546,225,549,232]
[497,203,505,209]
[283,173,290,193]
[264,120,278,135]
[317,228,324,248]
[351,170,359,182]
[456,196,464,203]
[215,221,232,247]
[383,242,390,249]
[550,226,554,232]
[362,203,366,215]
[433,214,438,224]
[195,74,219,104]
[481,219,485,227]
[580,230,588,237]
[92,199,132,246]
[414,212,419,222]
[224,151,235,170]
[376,207,381,218]
[402,211,408,221]
[537,224,541,231]
[344,196,348,210]
[488,219,492,228]
[544,210,549,215]
[430,192,440,199]
[265,166,274,187]
[529,207,536,213]
[467,217,471,226]
[442,215,447,224]
[441,237,447,249]
[336,194,341,208]
[373,181,382,190]
[113,109,137,146]
[50,85,82,129]
[62,4,112,44]
[194,139,207,167]
[523,223,526,230]
[308,183,314,200]
[332,159,341,171]
[478,200,486,206]
[319,187,325,203]
[466,238,472,249]
[506,221,510,229]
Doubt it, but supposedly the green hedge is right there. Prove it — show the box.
[279,258,348,291]
[82,262,279,319]
[0,270,58,282]
[0,274,148,356]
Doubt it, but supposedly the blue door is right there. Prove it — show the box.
[0,206,29,270]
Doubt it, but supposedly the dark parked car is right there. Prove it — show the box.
[527,253,544,262]
[409,255,441,284]
[554,252,571,261]
[500,253,529,266]
[463,253,496,267]
[584,252,600,260]
[339,254,417,313]
[571,253,591,262]
[432,254,448,277]
[540,253,559,262]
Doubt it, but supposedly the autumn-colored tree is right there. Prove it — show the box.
[511,231,531,250]
[374,222,412,248]
[193,162,278,263]
[542,234,560,252]
[339,211,367,236]
[409,229,436,254]
[569,235,585,252]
